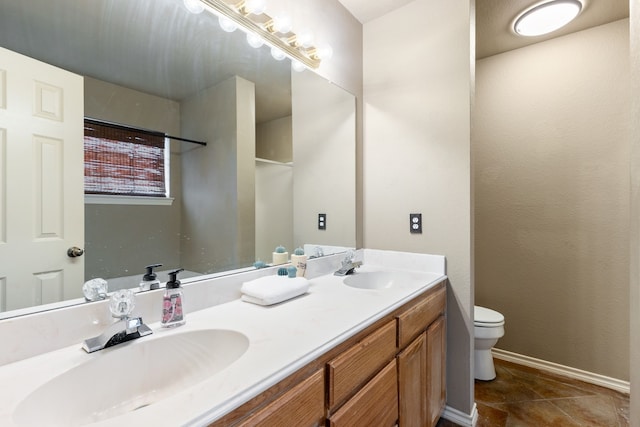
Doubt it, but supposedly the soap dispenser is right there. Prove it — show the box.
[161,268,185,328]
[139,263,162,291]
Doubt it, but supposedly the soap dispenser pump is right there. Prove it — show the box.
[139,263,162,291]
[161,268,185,328]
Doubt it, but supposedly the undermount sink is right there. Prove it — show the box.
[343,270,432,290]
[13,329,249,426]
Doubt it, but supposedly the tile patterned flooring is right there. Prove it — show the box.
[437,358,630,427]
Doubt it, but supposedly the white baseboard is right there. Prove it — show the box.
[441,403,478,427]
[492,348,630,395]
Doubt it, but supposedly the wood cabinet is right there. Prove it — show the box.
[327,320,397,411]
[328,360,398,427]
[397,285,446,348]
[397,332,427,427]
[426,316,446,427]
[236,369,325,427]
[211,280,446,427]
[397,284,446,427]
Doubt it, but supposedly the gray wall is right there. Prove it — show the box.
[473,20,630,381]
[180,76,256,274]
[83,77,183,280]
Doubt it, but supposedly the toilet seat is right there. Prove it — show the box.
[474,306,505,327]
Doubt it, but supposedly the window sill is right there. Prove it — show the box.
[85,195,174,206]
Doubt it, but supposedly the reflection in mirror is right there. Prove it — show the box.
[0,0,356,318]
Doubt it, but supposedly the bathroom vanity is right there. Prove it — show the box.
[215,280,446,427]
[0,250,446,427]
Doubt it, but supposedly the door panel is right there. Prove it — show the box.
[0,46,84,312]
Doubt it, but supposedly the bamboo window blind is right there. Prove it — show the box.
[84,119,167,197]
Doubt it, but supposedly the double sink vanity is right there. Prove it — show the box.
[0,249,447,426]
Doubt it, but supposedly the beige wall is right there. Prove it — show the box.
[256,116,292,163]
[474,20,630,380]
[629,0,639,423]
[83,77,183,279]
[269,0,365,247]
[255,161,294,262]
[292,70,356,250]
[255,117,294,261]
[363,0,474,416]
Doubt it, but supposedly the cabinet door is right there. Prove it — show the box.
[397,332,427,427]
[329,359,398,427]
[327,320,397,410]
[237,369,325,427]
[426,316,446,427]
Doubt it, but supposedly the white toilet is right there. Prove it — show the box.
[474,305,505,381]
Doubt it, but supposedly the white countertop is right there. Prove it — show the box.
[0,250,446,427]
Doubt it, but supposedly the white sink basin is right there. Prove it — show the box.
[343,270,432,290]
[13,329,249,426]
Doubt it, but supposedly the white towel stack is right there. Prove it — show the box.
[241,276,310,306]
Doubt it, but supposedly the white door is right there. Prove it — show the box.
[0,46,84,312]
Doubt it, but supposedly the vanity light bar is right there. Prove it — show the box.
[199,0,321,69]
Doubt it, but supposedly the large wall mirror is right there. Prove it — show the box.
[0,0,356,318]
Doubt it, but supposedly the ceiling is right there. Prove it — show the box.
[336,0,414,24]
[0,0,629,113]
[338,0,629,59]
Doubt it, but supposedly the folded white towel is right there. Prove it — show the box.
[241,276,310,306]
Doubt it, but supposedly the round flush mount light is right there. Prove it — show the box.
[513,0,583,37]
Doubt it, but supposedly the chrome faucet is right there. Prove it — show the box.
[334,251,362,276]
[82,289,152,353]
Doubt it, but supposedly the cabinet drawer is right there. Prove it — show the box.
[329,359,398,427]
[397,284,445,349]
[237,369,325,427]
[328,320,397,410]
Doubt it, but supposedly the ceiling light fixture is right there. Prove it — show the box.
[192,0,324,69]
[513,0,583,37]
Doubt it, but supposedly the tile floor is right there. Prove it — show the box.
[437,358,630,426]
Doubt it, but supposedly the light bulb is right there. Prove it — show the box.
[244,0,267,15]
[183,0,204,14]
[514,0,582,36]
[292,61,307,72]
[316,43,333,60]
[271,47,286,61]
[219,16,238,33]
[246,32,264,49]
[297,29,314,49]
[272,14,292,34]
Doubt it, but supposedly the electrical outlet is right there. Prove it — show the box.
[318,213,327,230]
[410,213,422,234]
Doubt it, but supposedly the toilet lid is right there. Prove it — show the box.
[474,306,504,325]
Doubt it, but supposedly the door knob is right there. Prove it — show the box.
[67,246,84,258]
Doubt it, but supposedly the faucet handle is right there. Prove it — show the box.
[82,278,108,301]
[342,249,356,264]
[109,289,136,319]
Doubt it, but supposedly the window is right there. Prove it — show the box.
[84,119,169,198]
